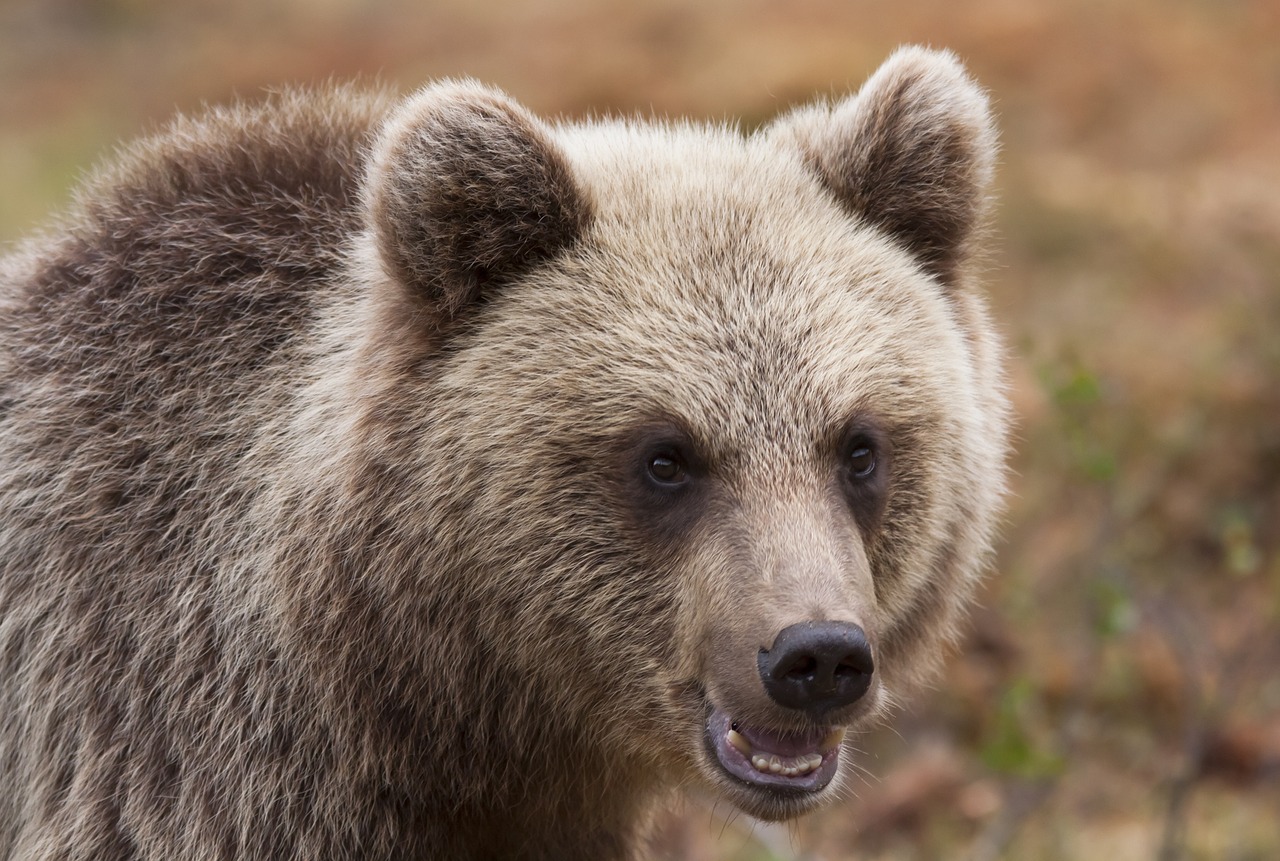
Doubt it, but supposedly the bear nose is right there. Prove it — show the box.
[757,621,874,717]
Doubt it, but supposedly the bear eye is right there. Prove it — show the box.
[646,449,688,486]
[848,444,877,479]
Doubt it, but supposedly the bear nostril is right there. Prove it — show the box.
[758,621,874,717]
[782,655,818,680]
[835,659,862,678]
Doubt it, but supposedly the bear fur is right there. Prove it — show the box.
[0,47,1007,860]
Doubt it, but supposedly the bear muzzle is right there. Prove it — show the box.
[699,619,878,810]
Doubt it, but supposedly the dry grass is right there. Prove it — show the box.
[2,1,1277,858]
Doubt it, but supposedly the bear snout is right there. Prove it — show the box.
[757,621,874,720]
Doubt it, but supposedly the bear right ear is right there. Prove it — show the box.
[362,81,590,322]
[770,47,997,290]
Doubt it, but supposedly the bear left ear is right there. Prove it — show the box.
[362,81,590,321]
[770,47,997,289]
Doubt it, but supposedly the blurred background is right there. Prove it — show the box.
[2,0,1277,858]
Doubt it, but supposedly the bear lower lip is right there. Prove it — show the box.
[704,707,842,792]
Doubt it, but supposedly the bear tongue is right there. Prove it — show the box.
[730,722,844,758]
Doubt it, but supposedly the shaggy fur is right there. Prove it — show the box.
[0,48,1008,860]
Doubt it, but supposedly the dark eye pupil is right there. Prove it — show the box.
[849,446,876,478]
[648,454,685,484]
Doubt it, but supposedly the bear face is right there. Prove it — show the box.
[0,47,1005,858]
[338,46,1006,824]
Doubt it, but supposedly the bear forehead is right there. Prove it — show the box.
[558,120,843,242]
[448,125,976,466]
[552,120,963,352]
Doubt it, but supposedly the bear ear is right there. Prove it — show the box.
[771,47,997,289]
[362,81,590,320]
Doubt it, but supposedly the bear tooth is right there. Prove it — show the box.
[821,728,846,751]
[747,750,827,776]
[726,729,753,756]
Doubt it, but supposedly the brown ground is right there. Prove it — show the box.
[2,1,1277,858]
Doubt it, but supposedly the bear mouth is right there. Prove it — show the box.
[703,706,844,795]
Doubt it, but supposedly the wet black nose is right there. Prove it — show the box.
[757,621,874,717]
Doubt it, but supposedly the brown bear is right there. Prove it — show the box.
[0,47,1007,860]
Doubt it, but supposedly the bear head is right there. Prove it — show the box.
[338,46,1006,823]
